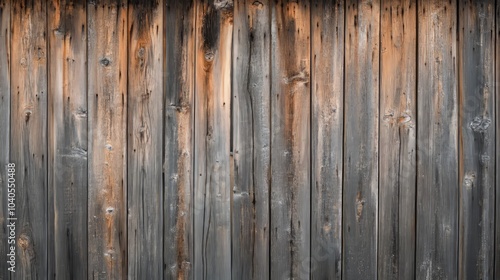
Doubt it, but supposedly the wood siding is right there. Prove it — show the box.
[0,0,499,279]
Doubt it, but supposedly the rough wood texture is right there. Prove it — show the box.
[164,0,195,279]
[193,0,233,278]
[495,0,500,278]
[378,0,416,279]
[0,0,9,279]
[47,1,87,279]
[458,1,495,279]
[416,0,458,279]
[310,0,343,279]
[231,0,270,279]
[342,1,380,279]
[270,0,310,278]
[127,1,163,279]
[10,1,48,278]
[87,1,128,279]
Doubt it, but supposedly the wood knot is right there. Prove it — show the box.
[470,116,491,133]
[100,57,111,67]
[18,234,31,250]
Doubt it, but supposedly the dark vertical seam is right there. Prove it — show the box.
[161,0,166,278]
[124,1,129,278]
[193,1,198,278]
[309,0,313,278]
[456,0,460,278]
[376,0,381,279]
[45,1,49,278]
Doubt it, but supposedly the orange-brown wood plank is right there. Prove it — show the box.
[378,0,417,279]
[127,1,163,278]
[87,1,128,278]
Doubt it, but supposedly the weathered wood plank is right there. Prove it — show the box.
[127,1,163,279]
[87,1,128,278]
[416,0,458,279]
[270,0,310,278]
[458,1,495,279]
[47,0,87,279]
[0,0,10,279]
[378,0,416,279]
[342,1,380,279]
[310,0,343,279]
[495,0,500,278]
[193,0,233,278]
[164,0,196,279]
[10,1,48,278]
[231,1,271,279]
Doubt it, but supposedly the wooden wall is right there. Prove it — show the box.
[0,0,499,279]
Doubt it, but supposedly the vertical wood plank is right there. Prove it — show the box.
[310,0,344,279]
[495,0,500,278]
[458,0,495,279]
[378,0,417,279]
[193,0,233,278]
[342,1,380,279]
[47,0,87,279]
[231,0,271,279]
[10,1,48,278]
[87,1,128,278]
[416,0,458,279]
[127,1,163,279]
[164,0,195,279]
[0,0,10,279]
[270,0,311,278]
[232,0,273,277]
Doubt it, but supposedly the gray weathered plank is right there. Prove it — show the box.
[0,0,10,279]
[231,0,271,279]
[127,1,163,279]
[342,1,380,279]
[378,0,416,279]
[10,0,48,278]
[495,0,500,278]
[47,0,87,279]
[458,1,495,279]
[193,0,233,278]
[87,1,128,278]
[310,0,344,279]
[416,0,458,279]
[164,0,196,279]
[0,0,11,279]
[270,0,311,278]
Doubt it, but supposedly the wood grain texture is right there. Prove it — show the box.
[495,0,500,278]
[310,0,343,279]
[416,0,458,279]
[232,0,270,279]
[47,0,87,279]
[342,1,380,279]
[10,1,48,278]
[378,0,416,279]
[87,1,128,278]
[164,0,196,279]
[458,1,495,279]
[127,1,163,279]
[0,0,9,279]
[193,0,233,278]
[270,0,310,278]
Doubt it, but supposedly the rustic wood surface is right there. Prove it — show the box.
[10,0,48,278]
[458,0,495,279]
[0,0,9,279]
[378,0,416,279]
[310,0,343,279]
[343,0,380,279]
[87,1,128,279]
[47,0,88,279]
[0,0,499,279]
[232,0,270,279]
[416,0,459,279]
